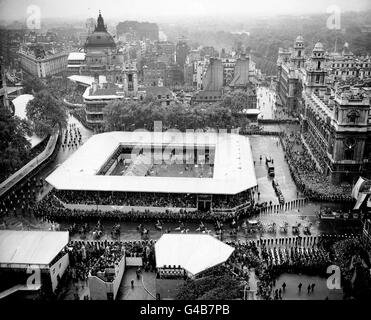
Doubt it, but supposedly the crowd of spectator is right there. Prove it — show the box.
[281,131,352,202]
[66,240,155,283]
[33,194,242,224]
[52,188,252,211]
[0,176,44,218]
[226,238,332,300]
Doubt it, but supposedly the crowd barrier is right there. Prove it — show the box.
[259,119,299,124]
[240,131,283,136]
[257,198,309,215]
[69,233,360,250]
[243,233,361,248]
[69,239,156,249]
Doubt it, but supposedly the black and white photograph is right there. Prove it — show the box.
[0,0,370,312]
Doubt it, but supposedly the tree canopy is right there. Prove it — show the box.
[102,99,247,132]
[220,90,256,113]
[0,106,32,181]
[26,90,67,136]
[176,274,242,300]
[22,75,46,94]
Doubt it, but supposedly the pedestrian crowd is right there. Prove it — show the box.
[33,194,243,225]
[66,239,156,283]
[282,131,352,202]
[225,238,332,300]
[52,189,251,211]
[0,176,45,218]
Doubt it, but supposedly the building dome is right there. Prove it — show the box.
[85,31,116,48]
[313,42,324,52]
[295,35,304,43]
[84,12,116,49]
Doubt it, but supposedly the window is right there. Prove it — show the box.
[347,110,359,124]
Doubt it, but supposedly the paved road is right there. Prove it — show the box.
[257,87,276,120]
[273,273,343,300]
[116,268,156,300]
[39,114,94,182]
[249,135,299,203]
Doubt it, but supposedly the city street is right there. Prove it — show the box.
[257,86,276,119]
[250,135,299,203]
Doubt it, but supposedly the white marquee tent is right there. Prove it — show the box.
[0,231,69,268]
[155,234,234,277]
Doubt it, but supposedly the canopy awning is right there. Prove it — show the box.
[0,231,69,267]
[354,193,368,210]
[155,234,234,276]
[352,177,367,199]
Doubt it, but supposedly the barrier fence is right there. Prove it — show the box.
[257,198,309,215]
[235,233,361,248]
[69,233,361,251]
[240,131,283,136]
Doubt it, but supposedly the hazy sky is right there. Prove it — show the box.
[0,0,370,22]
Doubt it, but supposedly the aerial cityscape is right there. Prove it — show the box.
[0,0,371,307]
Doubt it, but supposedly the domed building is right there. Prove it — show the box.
[85,12,116,50]
[83,11,124,79]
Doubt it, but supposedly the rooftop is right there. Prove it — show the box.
[46,131,257,195]
[68,52,86,61]
[155,234,234,276]
[0,231,69,267]
[142,86,173,97]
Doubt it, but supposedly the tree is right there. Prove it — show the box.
[26,90,67,136]
[220,91,255,114]
[22,75,46,94]
[103,100,142,131]
[176,274,243,300]
[0,106,32,181]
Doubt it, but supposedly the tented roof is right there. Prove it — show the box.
[0,231,69,267]
[68,75,95,86]
[46,131,257,195]
[155,234,234,276]
[68,52,86,61]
